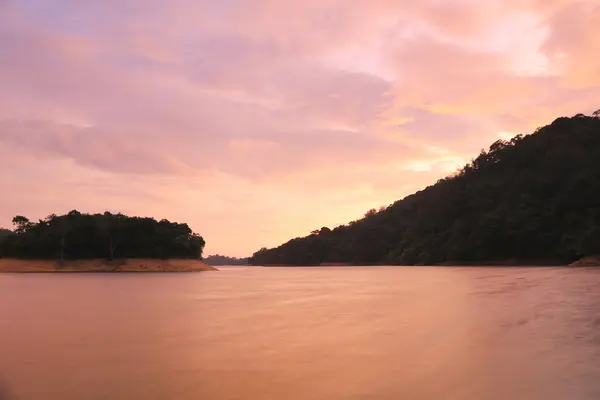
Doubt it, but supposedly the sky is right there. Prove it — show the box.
[0,0,599,257]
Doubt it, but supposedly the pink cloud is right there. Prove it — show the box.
[1,0,599,255]
[541,1,600,86]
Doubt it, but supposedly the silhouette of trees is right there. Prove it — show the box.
[0,229,13,258]
[11,216,31,234]
[204,254,249,265]
[250,112,600,266]
[1,211,205,260]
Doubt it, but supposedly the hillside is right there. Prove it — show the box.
[250,112,600,266]
[204,254,249,265]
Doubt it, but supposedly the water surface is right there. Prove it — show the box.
[2,266,600,399]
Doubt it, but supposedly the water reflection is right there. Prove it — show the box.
[0,379,12,400]
[1,267,600,399]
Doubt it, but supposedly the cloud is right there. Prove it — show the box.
[1,0,599,255]
[0,120,199,175]
[541,1,600,86]
[0,4,404,180]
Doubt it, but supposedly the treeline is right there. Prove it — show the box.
[250,111,600,266]
[204,254,249,265]
[0,211,205,260]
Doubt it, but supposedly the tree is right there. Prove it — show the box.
[0,228,11,258]
[250,113,600,266]
[190,233,205,259]
[57,216,70,262]
[11,216,31,234]
[364,209,377,218]
[2,211,206,261]
[97,212,123,260]
[311,227,331,235]
[593,109,600,118]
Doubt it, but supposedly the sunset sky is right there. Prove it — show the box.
[1,0,599,257]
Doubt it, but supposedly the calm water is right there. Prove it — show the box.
[2,267,600,399]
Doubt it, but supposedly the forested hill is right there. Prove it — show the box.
[204,254,249,265]
[0,211,205,260]
[250,112,600,266]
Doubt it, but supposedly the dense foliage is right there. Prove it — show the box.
[0,211,205,260]
[250,112,600,266]
[204,254,249,265]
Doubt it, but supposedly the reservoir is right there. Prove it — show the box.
[1,266,600,399]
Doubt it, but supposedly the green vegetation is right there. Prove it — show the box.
[204,254,249,265]
[0,211,205,260]
[250,112,600,266]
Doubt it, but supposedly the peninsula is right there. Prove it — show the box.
[0,211,216,272]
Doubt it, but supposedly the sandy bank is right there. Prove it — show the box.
[0,258,217,273]
[569,256,600,267]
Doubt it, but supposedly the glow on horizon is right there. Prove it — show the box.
[1,0,599,257]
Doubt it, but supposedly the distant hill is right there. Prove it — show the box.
[250,112,600,266]
[204,254,248,265]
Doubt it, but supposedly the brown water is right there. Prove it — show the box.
[2,267,600,399]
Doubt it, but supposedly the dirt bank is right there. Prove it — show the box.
[0,258,218,273]
[569,256,600,267]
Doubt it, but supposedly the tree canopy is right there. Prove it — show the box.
[250,112,600,266]
[0,211,205,260]
[204,254,249,265]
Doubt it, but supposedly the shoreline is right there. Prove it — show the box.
[258,260,582,267]
[255,257,592,267]
[0,258,218,273]
[260,264,572,267]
